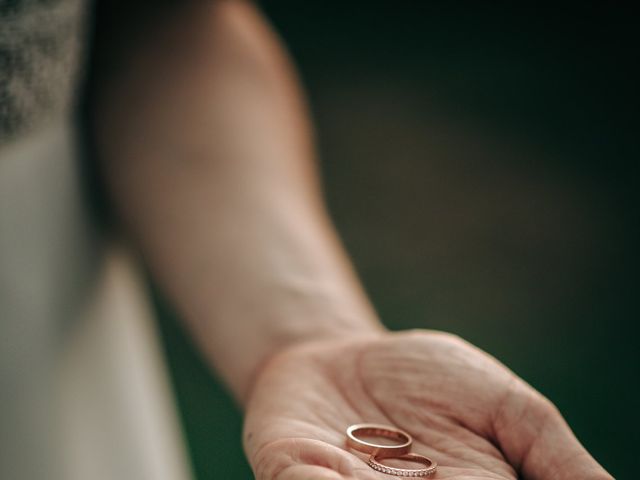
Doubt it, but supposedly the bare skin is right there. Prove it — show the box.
[92,1,613,479]
[245,331,611,479]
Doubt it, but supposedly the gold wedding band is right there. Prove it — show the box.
[346,423,438,476]
[368,452,438,477]
[345,423,413,458]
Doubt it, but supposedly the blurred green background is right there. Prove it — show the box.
[154,3,638,479]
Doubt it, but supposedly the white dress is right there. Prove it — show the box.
[0,2,192,478]
[0,116,193,480]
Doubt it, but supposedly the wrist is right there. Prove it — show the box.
[234,307,385,407]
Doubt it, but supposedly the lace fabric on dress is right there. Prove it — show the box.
[0,0,85,144]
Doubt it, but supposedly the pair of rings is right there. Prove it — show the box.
[346,424,437,477]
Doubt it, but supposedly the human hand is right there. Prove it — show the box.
[243,330,612,479]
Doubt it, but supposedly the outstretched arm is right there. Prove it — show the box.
[92,0,382,404]
[92,2,612,479]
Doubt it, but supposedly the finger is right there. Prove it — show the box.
[274,464,343,480]
[494,382,613,480]
[250,437,381,480]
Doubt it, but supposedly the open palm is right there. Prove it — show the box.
[244,331,612,480]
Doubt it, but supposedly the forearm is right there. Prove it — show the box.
[93,0,382,403]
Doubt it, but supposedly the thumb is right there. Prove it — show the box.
[494,381,613,480]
